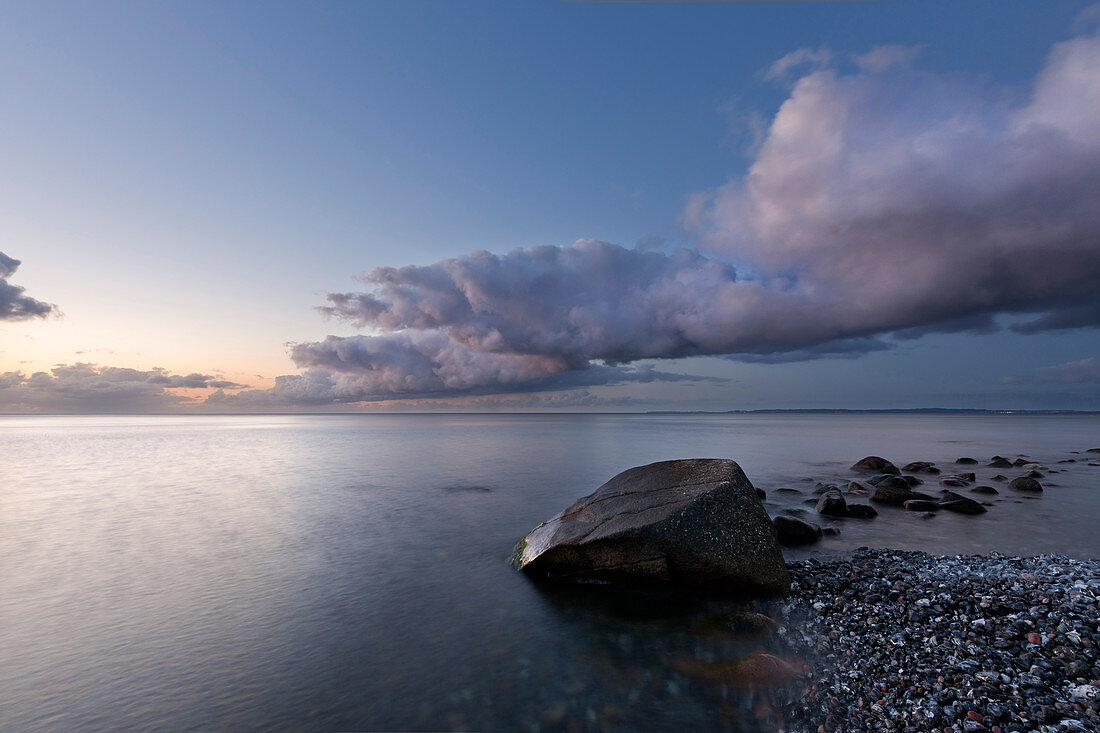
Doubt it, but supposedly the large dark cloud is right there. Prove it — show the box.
[232,24,1100,404]
[0,252,55,320]
[0,364,247,413]
[209,351,723,408]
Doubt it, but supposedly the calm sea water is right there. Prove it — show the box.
[2,413,1098,731]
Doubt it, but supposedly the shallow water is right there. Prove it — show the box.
[1,413,1098,730]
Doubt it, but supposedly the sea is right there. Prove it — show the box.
[2,413,1098,731]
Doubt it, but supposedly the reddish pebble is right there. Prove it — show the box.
[992,726,1002,733]
[1027,632,1042,644]
[967,710,984,723]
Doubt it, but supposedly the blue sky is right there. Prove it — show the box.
[2,1,1099,412]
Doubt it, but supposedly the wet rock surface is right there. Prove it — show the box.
[778,549,1100,733]
[512,459,789,596]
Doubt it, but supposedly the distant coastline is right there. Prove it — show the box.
[645,408,1100,415]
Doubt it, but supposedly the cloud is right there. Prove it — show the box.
[0,364,247,413]
[765,47,833,81]
[687,24,1100,344]
[1035,357,1100,384]
[0,252,56,320]
[209,343,723,406]
[225,21,1100,405]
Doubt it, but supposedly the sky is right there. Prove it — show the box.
[2,0,1100,413]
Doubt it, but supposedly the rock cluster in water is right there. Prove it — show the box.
[777,549,1100,732]
[766,452,1084,546]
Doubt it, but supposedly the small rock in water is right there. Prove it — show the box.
[988,456,1013,468]
[845,504,877,519]
[1009,476,1043,492]
[814,489,847,517]
[773,515,822,546]
[847,480,872,495]
[971,485,999,494]
[938,490,987,514]
[852,456,900,474]
[904,499,940,512]
[956,457,978,464]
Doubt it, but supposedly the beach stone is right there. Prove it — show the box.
[988,457,1013,468]
[847,480,872,495]
[904,499,940,512]
[872,474,912,490]
[845,503,878,519]
[510,459,789,596]
[773,515,822,546]
[1009,476,1043,492]
[1087,448,1100,453]
[872,482,916,505]
[938,490,987,514]
[852,456,900,474]
[972,485,999,495]
[940,475,970,487]
[901,474,923,486]
[1012,457,1031,467]
[903,461,937,472]
[956,457,978,464]
[815,489,848,517]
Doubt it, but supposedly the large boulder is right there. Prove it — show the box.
[510,459,789,597]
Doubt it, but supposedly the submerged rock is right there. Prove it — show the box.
[510,459,789,596]
[955,456,978,464]
[988,456,1013,468]
[902,461,936,472]
[695,610,778,638]
[672,652,801,689]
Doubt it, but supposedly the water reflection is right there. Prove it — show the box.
[1,413,1097,731]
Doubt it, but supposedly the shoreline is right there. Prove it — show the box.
[774,548,1100,732]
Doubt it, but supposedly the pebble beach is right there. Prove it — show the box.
[776,550,1100,732]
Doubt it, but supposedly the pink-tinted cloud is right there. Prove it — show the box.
[0,364,247,413]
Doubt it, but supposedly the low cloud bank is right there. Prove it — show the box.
[0,364,246,413]
[0,252,55,320]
